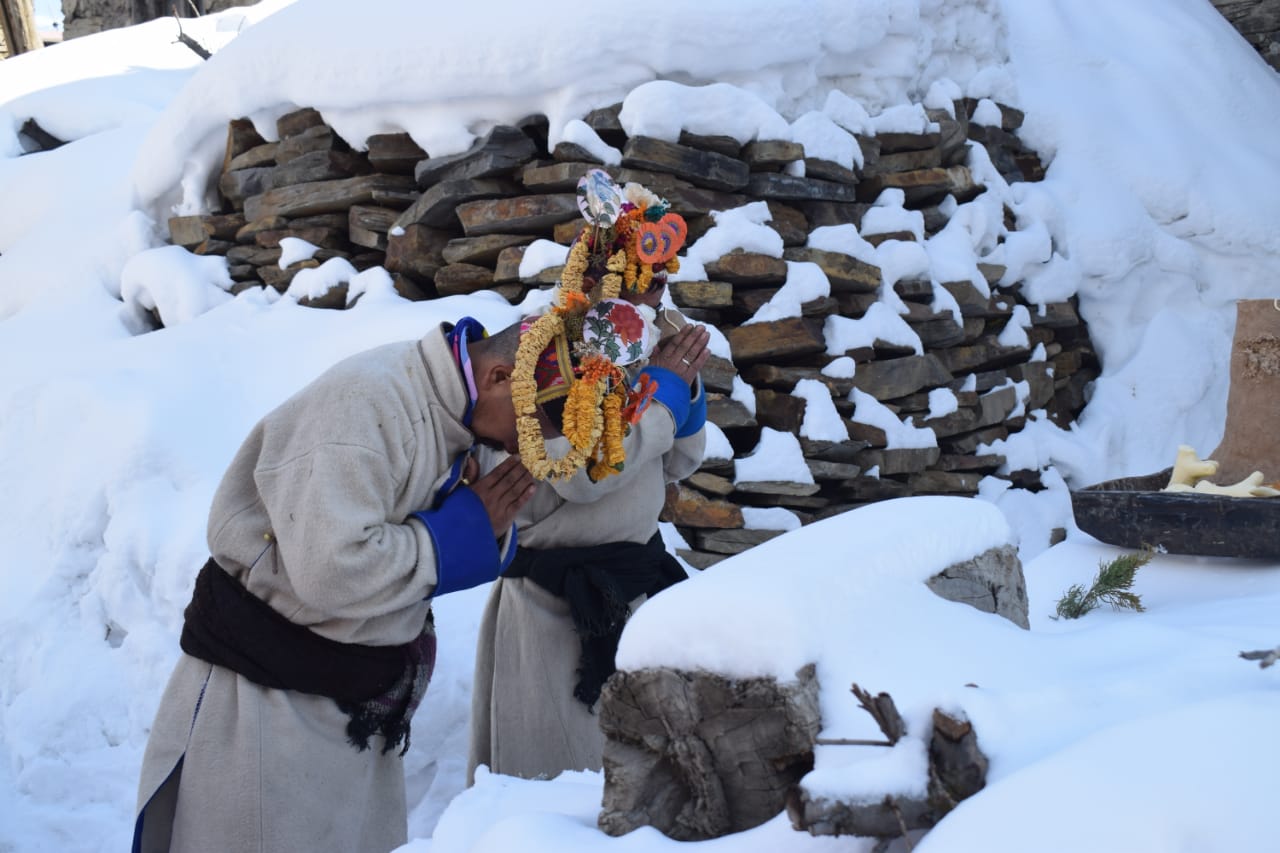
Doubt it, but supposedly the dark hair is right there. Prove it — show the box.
[541,396,566,432]
[470,319,566,433]
[469,320,522,365]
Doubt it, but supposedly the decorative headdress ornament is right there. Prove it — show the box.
[512,169,688,482]
[565,168,688,297]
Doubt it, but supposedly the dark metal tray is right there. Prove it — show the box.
[1070,468,1280,558]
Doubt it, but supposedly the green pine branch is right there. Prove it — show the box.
[1054,550,1151,620]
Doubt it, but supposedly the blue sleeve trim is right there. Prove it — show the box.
[643,365,691,432]
[412,486,500,597]
[498,523,517,574]
[676,379,706,438]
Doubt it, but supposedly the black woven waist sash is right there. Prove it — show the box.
[179,558,405,704]
[503,531,686,706]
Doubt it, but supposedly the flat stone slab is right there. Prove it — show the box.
[782,247,881,293]
[454,193,580,236]
[727,317,826,364]
[393,178,518,230]
[660,483,744,529]
[622,135,750,192]
[244,174,416,221]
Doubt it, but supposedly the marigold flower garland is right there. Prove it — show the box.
[512,311,593,481]
[588,388,627,481]
[512,170,688,482]
[512,244,624,481]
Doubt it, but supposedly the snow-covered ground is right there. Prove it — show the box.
[2,1,1279,851]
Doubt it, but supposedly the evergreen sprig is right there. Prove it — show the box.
[1054,550,1151,620]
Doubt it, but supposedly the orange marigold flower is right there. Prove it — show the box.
[601,390,626,466]
[555,290,590,315]
[622,373,658,425]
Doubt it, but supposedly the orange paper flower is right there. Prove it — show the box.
[635,221,674,265]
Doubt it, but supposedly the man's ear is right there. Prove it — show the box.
[479,361,512,391]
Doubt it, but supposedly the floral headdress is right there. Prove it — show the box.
[511,169,686,481]
[565,169,688,297]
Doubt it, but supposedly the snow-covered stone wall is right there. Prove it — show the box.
[161,97,1097,568]
[60,0,252,40]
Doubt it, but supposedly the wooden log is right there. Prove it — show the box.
[787,691,988,840]
[599,664,821,841]
[1,0,41,56]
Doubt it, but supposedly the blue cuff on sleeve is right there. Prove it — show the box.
[498,523,517,574]
[676,380,706,438]
[412,486,499,597]
[643,365,691,432]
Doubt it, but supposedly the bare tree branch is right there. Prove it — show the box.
[852,683,907,745]
[1240,646,1280,668]
[171,6,211,59]
[814,737,896,747]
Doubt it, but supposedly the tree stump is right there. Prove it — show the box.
[597,664,821,840]
[788,703,988,839]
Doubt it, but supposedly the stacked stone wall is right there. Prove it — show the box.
[165,98,1097,565]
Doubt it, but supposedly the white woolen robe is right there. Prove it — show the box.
[136,326,509,853]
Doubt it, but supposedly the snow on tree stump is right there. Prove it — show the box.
[597,663,821,840]
[787,699,988,839]
[596,548,1024,842]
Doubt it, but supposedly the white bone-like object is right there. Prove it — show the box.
[1165,445,1219,488]
[1192,471,1265,497]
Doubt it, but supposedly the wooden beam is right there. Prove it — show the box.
[0,0,41,56]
